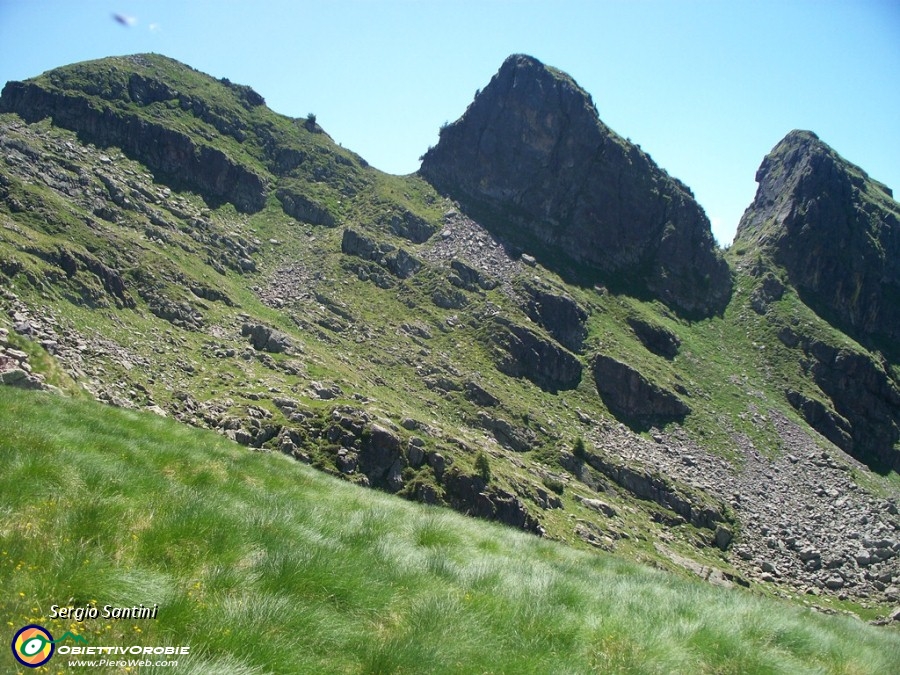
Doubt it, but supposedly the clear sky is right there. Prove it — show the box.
[1,0,898,246]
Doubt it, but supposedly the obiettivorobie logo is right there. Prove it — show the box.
[11,624,87,668]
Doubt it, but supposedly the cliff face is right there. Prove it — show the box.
[736,130,900,471]
[735,130,900,347]
[420,54,731,317]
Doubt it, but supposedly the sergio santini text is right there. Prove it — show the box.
[49,604,158,621]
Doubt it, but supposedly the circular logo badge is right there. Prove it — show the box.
[11,624,55,668]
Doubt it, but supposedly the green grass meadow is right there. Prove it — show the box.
[1,386,898,674]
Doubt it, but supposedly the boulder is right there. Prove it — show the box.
[714,525,733,551]
[825,575,845,590]
[427,452,446,481]
[406,440,425,468]
[591,354,690,427]
[0,368,29,385]
[523,283,588,353]
[490,317,582,393]
[242,323,293,354]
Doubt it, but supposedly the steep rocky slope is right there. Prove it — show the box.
[420,54,731,317]
[734,131,900,471]
[1,54,898,619]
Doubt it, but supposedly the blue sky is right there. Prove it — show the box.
[1,0,898,245]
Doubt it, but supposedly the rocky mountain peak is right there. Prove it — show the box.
[735,129,900,348]
[420,54,731,317]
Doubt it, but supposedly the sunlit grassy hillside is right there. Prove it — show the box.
[1,386,898,674]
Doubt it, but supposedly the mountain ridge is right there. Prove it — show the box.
[1,53,899,619]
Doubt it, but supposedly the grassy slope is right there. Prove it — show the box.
[2,386,899,675]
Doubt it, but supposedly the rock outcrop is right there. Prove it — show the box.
[386,209,437,244]
[276,188,336,227]
[522,283,588,353]
[0,80,268,213]
[627,317,680,359]
[24,245,135,309]
[473,411,536,453]
[592,355,689,427]
[314,406,543,532]
[420,54,731,317]
[578,447,731,535]
[490,317,582,393]
[735,130,900,347]
[341,228,421,279]
[809,346,900,471]
[780,334,900,471]
[449,259,498,292]
[442,468,543,534]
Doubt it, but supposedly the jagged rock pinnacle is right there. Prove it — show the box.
[420,54,731,317]
[736,129,900,345]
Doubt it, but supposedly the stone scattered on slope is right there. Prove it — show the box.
[590,412,900,602]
